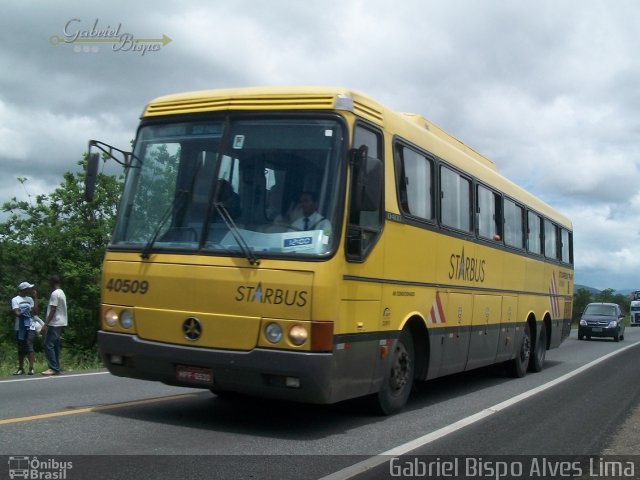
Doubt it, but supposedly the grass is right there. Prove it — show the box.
[0,338,103,377]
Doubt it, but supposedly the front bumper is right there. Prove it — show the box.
[578,325,618,339]
[98,330,336,404]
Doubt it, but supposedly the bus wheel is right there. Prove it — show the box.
[506,322,531,378]
[529,322,546,372]
[374,329,414,415]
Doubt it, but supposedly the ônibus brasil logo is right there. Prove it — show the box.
[8,456,72,479]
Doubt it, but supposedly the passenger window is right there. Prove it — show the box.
[527,211,542,254]
[395,145,434,221]
[504,199,524,249]
[477,184,502,241]
[441,166,471,232]
[560,228,572,264]
[544,219,558,259]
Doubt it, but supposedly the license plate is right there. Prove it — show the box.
[176,365,213,385]
[592,327,602,332]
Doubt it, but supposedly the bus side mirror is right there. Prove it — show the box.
[350,145,382,212]
[84,152,100,202]
[362,156,382,211]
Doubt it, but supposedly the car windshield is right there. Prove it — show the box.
[112,116,345,260]
[584,305,616,316]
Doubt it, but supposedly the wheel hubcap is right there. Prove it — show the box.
[521,332,531,364]
[390,343,411,392]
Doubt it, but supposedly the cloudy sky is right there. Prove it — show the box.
[2,0,639,291]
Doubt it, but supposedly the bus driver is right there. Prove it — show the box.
[290,191,331,234]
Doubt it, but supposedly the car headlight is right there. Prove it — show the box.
[579,319,587,326]
[608,320,618,328]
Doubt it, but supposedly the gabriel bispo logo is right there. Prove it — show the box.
[235,282,308,307]
[49,18,172,55]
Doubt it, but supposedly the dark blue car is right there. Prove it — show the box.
[578,302,625,342]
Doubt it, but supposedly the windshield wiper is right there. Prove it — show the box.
[214,202,260,266]
[140,190,188,259]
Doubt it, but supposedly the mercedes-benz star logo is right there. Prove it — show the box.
[182,317,202,341]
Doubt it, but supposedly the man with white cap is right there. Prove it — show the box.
[11,281,39,375]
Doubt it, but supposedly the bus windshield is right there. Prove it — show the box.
[112,116,345,259]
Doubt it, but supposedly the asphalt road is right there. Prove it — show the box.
[348,342,640,480]
[1,328,639,479]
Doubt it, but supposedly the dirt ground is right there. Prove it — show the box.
[601,402,640,455]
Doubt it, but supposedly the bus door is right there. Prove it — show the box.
[437,292,472,377]
[337,122,386,399]
[466,295,501,370]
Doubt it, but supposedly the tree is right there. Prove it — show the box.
[594,288,616,303]
[611,293,631,315]
[0,158,122,348]
[573,288,593,322]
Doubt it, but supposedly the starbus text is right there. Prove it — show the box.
[235,284,308,307]
[449,248,486,282]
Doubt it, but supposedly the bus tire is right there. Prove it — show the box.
[529,321,546,372]
[506,322,531,378]
[374,328,414,415]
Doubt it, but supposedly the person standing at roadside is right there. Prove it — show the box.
[11,282,38,375]
[42,275,67,376]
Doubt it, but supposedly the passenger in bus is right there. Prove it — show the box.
[290,191,331,234]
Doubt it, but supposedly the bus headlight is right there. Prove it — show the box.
[104,309,118,327]
[120,310,134,329]
[288,325,308,346]
[265,323,283,343]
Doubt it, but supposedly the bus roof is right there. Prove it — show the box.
[142,86,571,229]
[143,86,375,118]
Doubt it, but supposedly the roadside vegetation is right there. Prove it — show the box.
[1,158,122,376]
[0,343,103,377]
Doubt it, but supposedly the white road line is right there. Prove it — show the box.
[321,341,640,480]
[0,371,109,384]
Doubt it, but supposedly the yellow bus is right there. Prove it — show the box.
[86,87,573,414]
